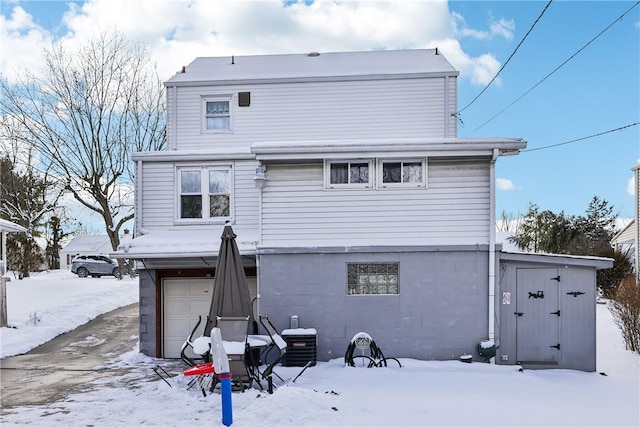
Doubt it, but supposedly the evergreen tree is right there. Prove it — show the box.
[0,156,63,277]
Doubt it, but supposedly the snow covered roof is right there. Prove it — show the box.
[61,235,111,253]
[112,229,258,259]
[62,234,133,254]
[499,250,613,270]
[0,219,27,233]
[166,49,458,86]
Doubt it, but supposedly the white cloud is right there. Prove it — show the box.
[496,177,517,191]
[627,175,635,197]
[452,11,514,41]
[0,5,52,81]
[1,0,508,85]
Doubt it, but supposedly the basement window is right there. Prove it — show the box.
[347,263,399,295]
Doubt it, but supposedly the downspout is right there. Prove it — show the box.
[488,148,499,341]
[135,160,143,237]
[255,165,265,318]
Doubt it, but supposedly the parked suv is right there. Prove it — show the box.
[71,255,121,279]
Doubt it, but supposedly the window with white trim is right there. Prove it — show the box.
[379,159,426,188]
[203,97,231,131]
[326,160,373,188]
[178,166,232,221]
[347,263,399,295]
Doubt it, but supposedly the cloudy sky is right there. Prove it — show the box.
[1,0,638,231]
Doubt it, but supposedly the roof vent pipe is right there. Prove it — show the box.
[181,66,185,73]
[231,55,235,65]
[435,47,439,55]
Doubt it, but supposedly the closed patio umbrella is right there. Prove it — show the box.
[204,224,254,336]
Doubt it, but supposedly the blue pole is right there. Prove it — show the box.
[219,372,233,426]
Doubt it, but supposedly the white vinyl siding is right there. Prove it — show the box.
[137,160,260,232]
[172,77,452,151]
[261,160,490,247]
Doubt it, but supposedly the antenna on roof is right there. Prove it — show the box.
[231,55,235,65]
[435,47,439,55]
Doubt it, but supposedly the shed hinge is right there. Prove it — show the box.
[550,310,561,316]
[514,312,524,317]
[550,276,561,282]
[550,344,560,350]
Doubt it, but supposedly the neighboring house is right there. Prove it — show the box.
[61,231,132,270]
[612,219,636,271]
[114,49,611,370]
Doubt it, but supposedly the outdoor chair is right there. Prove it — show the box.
[215,316,253,391]
[180,316,214,395]
[259,315,288,393]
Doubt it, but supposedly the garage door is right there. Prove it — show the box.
[162,277,258,358]
[162,278,214,358]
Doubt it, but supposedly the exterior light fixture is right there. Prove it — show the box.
[253,166,267,189]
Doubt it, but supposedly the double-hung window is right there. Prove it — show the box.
[203,97,231,131]
[379,159,426,188]
[178,166,232,221]
[326,160,373,188]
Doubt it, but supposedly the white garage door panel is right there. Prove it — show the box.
[162,277,258,358]
[163,278,214,358]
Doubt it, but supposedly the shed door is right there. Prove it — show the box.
[515,268,560,365]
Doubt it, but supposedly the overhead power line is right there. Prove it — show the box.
[522,122,639,153]
[455,0,554,116]
[468,1,640,135]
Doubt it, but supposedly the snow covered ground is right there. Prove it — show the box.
[1,270,639,426]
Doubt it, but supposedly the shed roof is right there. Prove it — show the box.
[500,250,613,270]
[166,49,458,86]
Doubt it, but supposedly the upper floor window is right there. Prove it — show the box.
[347,263,399,295]
[203,97,231,131]
[379,159,426,188]
[326,160,372,188]
[178,166,232,221]
[325,158,426,189]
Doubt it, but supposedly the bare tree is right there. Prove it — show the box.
[0,32,166,276]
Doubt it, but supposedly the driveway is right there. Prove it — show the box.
[0,303,139,409]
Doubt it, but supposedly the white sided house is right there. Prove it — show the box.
[115,49,611,370]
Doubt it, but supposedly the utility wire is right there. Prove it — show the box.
[455,0,554,116]
[522,122,639,153]
[468,1,640,135]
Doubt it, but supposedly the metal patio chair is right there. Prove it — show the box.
[259,315,288,393]
[215,316,253,391]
